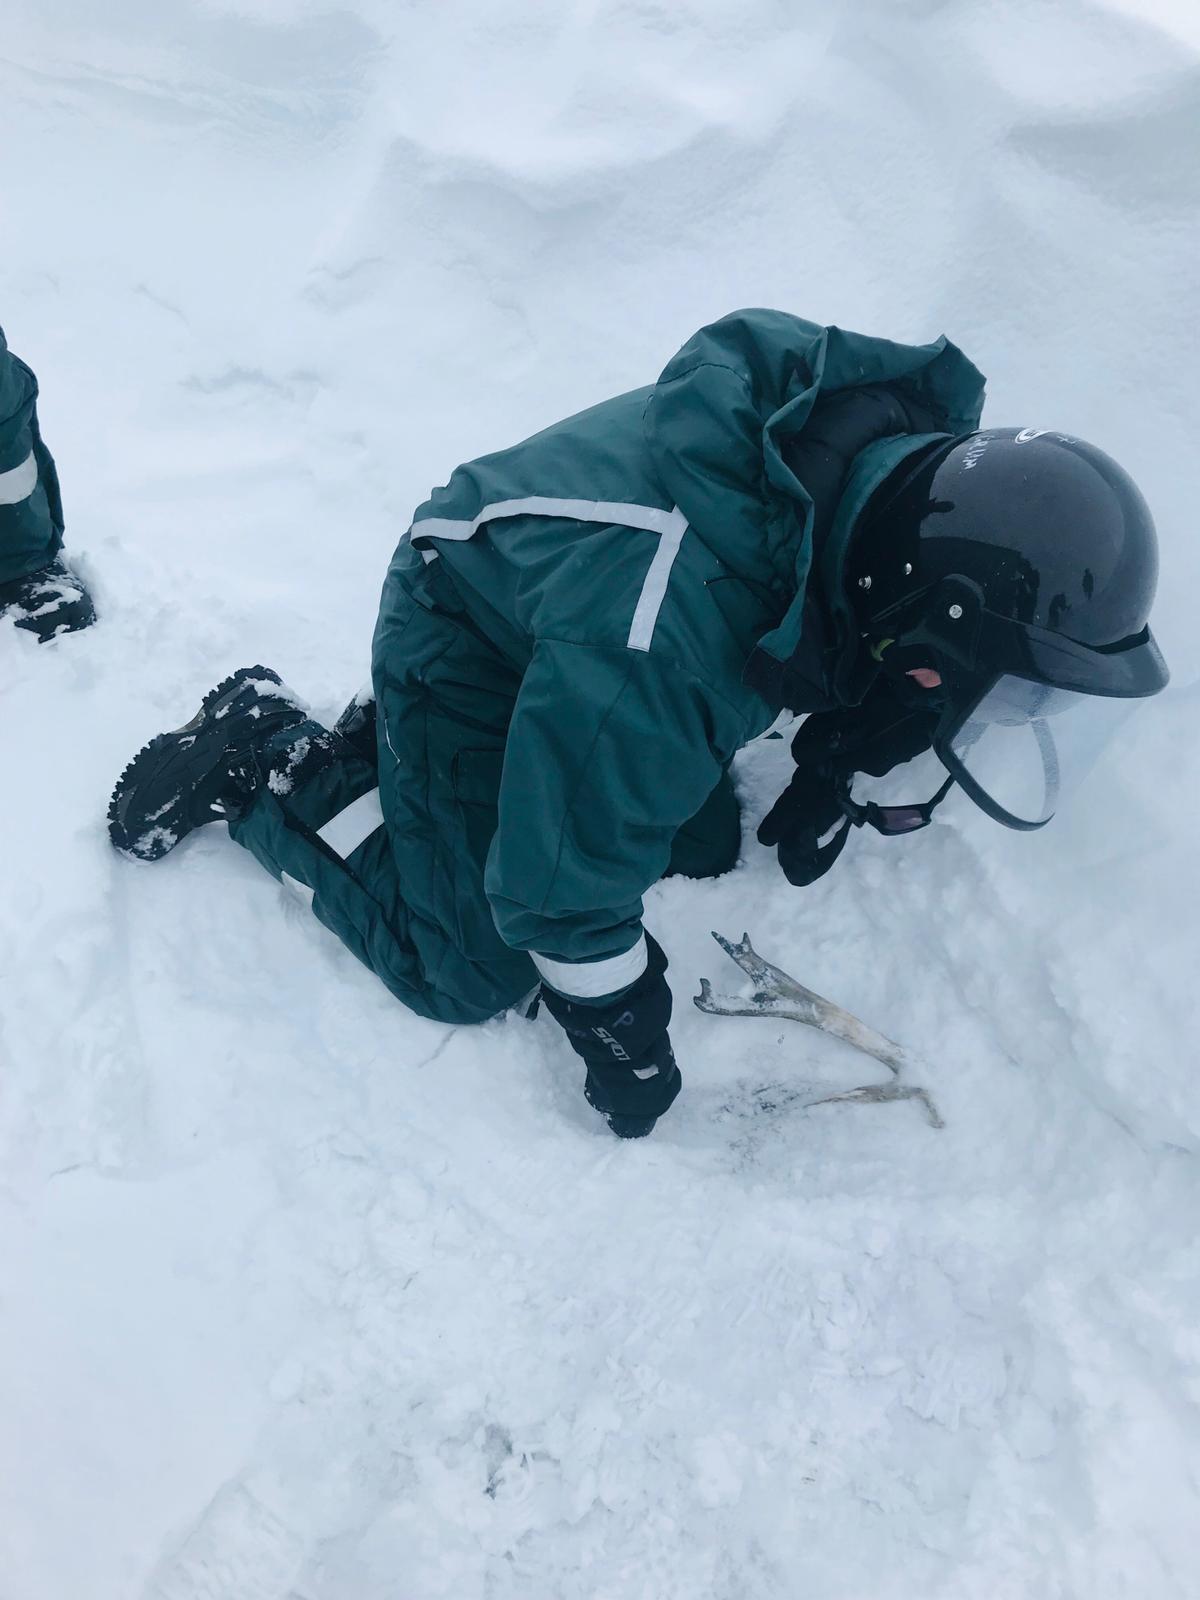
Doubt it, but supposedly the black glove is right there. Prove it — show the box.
[758,683,939,886]
[756,761,850,886]
[540,934,681,1138]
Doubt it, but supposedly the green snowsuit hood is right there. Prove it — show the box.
[645,308,985,678]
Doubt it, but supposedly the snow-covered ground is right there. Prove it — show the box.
[3,3,1199,1596]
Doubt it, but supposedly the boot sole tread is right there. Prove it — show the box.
[108,665,288,860]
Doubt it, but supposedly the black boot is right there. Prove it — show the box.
[108,666,312,861]
[0,556,96,642]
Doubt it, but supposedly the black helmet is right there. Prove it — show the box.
[848,428,1168,830]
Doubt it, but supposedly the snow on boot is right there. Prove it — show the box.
[108,665,311,861]
[0,556,96,642]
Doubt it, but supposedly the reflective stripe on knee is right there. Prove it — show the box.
[317,787,385,860]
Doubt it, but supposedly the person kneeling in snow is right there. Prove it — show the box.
[108,310,1167,1137]
[0,324,96,642]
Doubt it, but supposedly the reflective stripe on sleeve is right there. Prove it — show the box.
[0,450,37,506]
[412,496,684,545]
[531,933,648,998]
[626,507,686,652]
[316,787,385,860]
[410,497,688,653]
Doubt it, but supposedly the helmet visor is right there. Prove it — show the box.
[937,674,1141,829]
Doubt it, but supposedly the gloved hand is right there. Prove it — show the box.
[540,933,681,1138]
[756,761,850,886]
[758,681,941,887]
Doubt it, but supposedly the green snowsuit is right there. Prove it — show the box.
[0,327,64,584]
[231,309,985,1022]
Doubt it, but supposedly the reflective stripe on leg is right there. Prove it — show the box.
[281,871,316,907]
[317,787,385,860]
[532,935,648,998]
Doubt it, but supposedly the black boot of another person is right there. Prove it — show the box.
[0,556,96,641]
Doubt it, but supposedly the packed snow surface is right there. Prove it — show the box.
[2,3,1199,1597]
